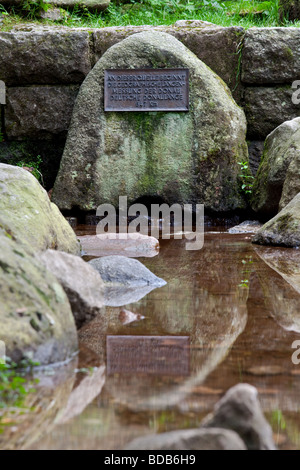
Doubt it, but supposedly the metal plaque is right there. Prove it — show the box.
[104,69,189,112]
[106,335,190,376]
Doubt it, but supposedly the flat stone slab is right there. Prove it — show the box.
[79,233,159,258]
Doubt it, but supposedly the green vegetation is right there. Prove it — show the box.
[238,160,254,195]
[15,154,44,185]
[0,0,300,30]
[0,357,39,410]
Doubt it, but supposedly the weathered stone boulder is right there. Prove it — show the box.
[0,29,92,86]
[93,24,245,99]
[280,152,300,211]
[252,192,300,247]
[251,118,300,216]
[0,164,80,254]
[243,86,300,140]
[124,428,246,450]
[0,232,78,365]
[52,31,248,213]
[242,28,300,85]
[5,85,79,140]
[39,250,105,329]
[202,383,276,450]
[88,255,166,287]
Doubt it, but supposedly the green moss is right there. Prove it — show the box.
[284,46,294,60]
[275,213,294,231]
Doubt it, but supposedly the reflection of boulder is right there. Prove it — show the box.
[56,365,106,425]
[0,360,76,450]
[80,237,250,411]
[202,384,276,450]
[103,285,158,307]
[125,427,246,450]
[255,246,300,332]
[124,384,275,450]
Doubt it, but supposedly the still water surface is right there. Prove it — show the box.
[24,228,300,449]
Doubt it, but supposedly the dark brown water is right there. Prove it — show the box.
[10,228,300,449]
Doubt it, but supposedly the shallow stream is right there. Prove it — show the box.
[4,227,300,450]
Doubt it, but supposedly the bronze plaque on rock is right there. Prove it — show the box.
[104,69,189,112]
[106,335,190,376]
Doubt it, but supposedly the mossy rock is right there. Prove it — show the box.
[0,163,80,254]
[253,191,300,247]
[0,232,78,365]
[53,31,248,213]
[251,117,300,217]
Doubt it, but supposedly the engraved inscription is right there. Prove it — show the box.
[104,69,189,112]
[106,335,190,376]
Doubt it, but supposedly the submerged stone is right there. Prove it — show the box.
[79,233,159,258]
[52,31,248,213]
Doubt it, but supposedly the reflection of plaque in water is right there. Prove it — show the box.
[106,335,190,376]
[104,69,189,112]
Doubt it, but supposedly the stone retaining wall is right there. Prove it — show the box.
[1,23,300,189]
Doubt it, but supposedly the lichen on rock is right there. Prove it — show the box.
[52,31,248,214]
